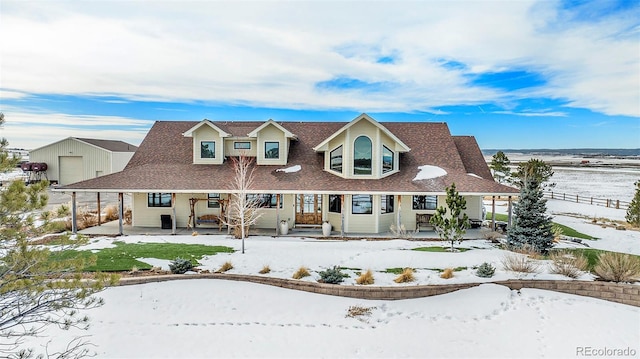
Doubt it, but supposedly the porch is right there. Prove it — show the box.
[78,219,488,240]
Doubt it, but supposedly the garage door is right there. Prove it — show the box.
[59,156,83,185]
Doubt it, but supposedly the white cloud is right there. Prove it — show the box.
[0,111,151,149]
[1,1,638,116]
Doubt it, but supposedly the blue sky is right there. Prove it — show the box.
[1,0,638,150]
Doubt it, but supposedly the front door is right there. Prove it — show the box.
[295,194,322,225]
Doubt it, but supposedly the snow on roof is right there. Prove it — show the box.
[276,165,301,173]
[467,173,482,178]
[413,165,447,181]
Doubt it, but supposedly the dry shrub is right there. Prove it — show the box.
[259,265,271,274]
[191,231,199,236]
[551,225,564,242]
[103,205,119,221]
[501,252,540,273]
[481,228,503,243]
[549,250,588,278]
[292,266,310,279]
[77,209,98,230]
[440,268,454,279]
[394,268,415,283]
[123,208,132,224]
[217,261,234,273]
[508,243,543,259]
[345,305,376,322]
[356,269,374,285]
[594,252,640,282]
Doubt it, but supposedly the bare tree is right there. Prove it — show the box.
[223,154,263,253]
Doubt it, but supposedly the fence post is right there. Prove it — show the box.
[551,192,554,199]
[576,194,579,203]
[616,200,620,209]
[563,193,566,201]
[590,197,593,205]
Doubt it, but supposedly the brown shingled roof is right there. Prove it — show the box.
[76,138,138,152]
[61,120,518,195]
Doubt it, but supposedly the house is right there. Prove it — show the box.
[57,114,518,235]
[29,137,138,185]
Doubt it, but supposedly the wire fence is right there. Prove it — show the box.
[543,191,630,210]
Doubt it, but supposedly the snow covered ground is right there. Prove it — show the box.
[25,197,640,358]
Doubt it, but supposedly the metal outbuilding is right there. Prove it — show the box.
[28,137,138,185]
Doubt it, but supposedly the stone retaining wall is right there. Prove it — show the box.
[118,274,640,307]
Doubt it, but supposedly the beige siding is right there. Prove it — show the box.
[224,139,258,157]
[111,152,134,172]
[29,138,112,185]
[255,124,288,165]
[464,196,484,220]
[132,192,296,230]
[322,118,400,179]
[192,126,224,165]
[345,195,378,233]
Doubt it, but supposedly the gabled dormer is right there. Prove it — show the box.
[313,114,410,179]
[247,119,297,165]
[182,120,231,165]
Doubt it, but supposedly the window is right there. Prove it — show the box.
[353,136,372,175]
[383,145,394,173]
[200,141,215,158]
[148,193,171,207]
[247,194,283,208]
[234,142,251,150]
[381,195,394,213]
[208,193,220,208]
[413,195,437,210]
[352,195,372,214]
[330,145,343,173]
[265,142,279,159]
[329,194,342,213]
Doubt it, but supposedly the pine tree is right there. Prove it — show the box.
[490,151,511,184]
[507,178,554,254]
[430,183,470,251]
[626,180,640,227]
[511,158,555,190]
[0,113,118,358]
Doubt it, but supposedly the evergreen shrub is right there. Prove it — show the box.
[169,257,193,274]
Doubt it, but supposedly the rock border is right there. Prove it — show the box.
[117,274,640,307]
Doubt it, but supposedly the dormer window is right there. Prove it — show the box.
[330,145,343,173]
[353,136,372,175]
[383,145,394,173]
[265,142,279,159]
[201,141,215,158]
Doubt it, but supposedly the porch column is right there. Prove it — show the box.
[71,192,77,235]
[276,194,281,236]
[171,193,177,235]
[118,192,124,236]
[97,192,101,226]
[507,196,513,228]
[491,196,496,231]
[340,195,345,237]
[396,195,402,230]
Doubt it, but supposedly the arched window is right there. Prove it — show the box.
[353,136,372,175]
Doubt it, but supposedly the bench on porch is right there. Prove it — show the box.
[196,214,223,231]
[415,213,433,231]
